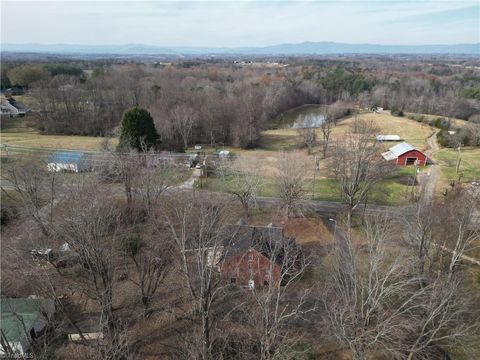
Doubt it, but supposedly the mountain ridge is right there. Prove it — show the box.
[2,41,479,55]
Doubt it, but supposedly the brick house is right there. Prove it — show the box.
[222,248,281,289]
[218,222,298,289]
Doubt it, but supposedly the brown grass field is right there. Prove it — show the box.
[261,111,434,151]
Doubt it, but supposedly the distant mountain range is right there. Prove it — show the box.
[2,41,479,55]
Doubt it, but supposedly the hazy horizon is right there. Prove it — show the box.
[2,1,479,48]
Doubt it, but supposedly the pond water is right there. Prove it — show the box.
[275,105,327,129]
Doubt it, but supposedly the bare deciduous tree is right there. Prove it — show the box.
[320,115,334,159]
[243,233,311,360]
[330,129,395,227]
[171,104,197,150]
[404,201,436,276]
[326,215,480,360]
[126,233,173,316]
[297,127,317,155]
[225,156,263,216]
[164,195,234,360]
[441,188,480,279]
[273,152,309,218]
[132,159,176,215]
[1,158,59,237]
[57,189,121,339]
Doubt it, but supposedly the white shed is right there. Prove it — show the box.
[376,135,402,142]
[218,150,230,158]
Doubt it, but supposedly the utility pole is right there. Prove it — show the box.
[312,156,319,199]
[412,160,419,201]
[455,143,462,174]
[328,218,337,249]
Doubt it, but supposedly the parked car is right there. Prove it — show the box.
[52,254,81,268]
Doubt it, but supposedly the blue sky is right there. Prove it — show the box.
[1,1,479,46]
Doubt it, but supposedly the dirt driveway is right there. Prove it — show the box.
[418,129,440,204]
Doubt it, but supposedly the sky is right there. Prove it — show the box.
[1,0,479,47]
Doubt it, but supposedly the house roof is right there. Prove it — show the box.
[382,142,416,161]
[0,298,55,342]
[48,151,85,164]
[221,223,294,266]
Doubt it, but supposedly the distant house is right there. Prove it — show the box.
[47,151,88,172]
[0,298,55,356]
[376,135,401,142]
[0,100,25,118]
[3,87,25,96]
[381,142,428,166]
[371,106,383,113]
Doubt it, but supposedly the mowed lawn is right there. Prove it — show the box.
[436,147,480,183]
[260,111,434,151]
[204,169,417,206]
[332,112,433,149]
[1,118,116,151]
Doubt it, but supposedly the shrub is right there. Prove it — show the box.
[390,106,404,117]
[1,205,17,226]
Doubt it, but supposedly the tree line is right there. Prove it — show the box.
[3,57,480,151]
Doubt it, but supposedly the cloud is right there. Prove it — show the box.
[1,0,478,46]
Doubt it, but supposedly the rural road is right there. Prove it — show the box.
[256,196,413,218]
[419,129,440,204]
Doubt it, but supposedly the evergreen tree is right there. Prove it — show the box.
[118,107,159,151]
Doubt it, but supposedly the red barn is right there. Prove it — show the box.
[381,142,428,166]
[222,248,281,289]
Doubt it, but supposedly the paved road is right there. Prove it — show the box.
[256,196,413,218]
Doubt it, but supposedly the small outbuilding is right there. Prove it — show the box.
[218,150,230,159]
[376,135,401,142]
[47,151,88,173]
[381,142,427,166]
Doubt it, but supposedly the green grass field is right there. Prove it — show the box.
[436,147,480,183]
[1,118,116,151]
[203,170,416,206]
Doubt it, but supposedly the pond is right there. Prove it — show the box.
[274,105,327,129]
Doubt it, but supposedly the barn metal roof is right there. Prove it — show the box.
[382,142,416,161]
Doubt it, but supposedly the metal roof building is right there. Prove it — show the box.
[376,135,401,142]
[47,151,88,172]
[381,142,428,166]
[0,298,55,356]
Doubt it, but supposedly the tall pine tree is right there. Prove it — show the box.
[118,107,159,151]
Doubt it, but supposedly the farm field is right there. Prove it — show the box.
[332,112,434,149]
[436,146,480,187]
[1,118,116,151]
[260,110,434,151]
[202,169,418,206]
